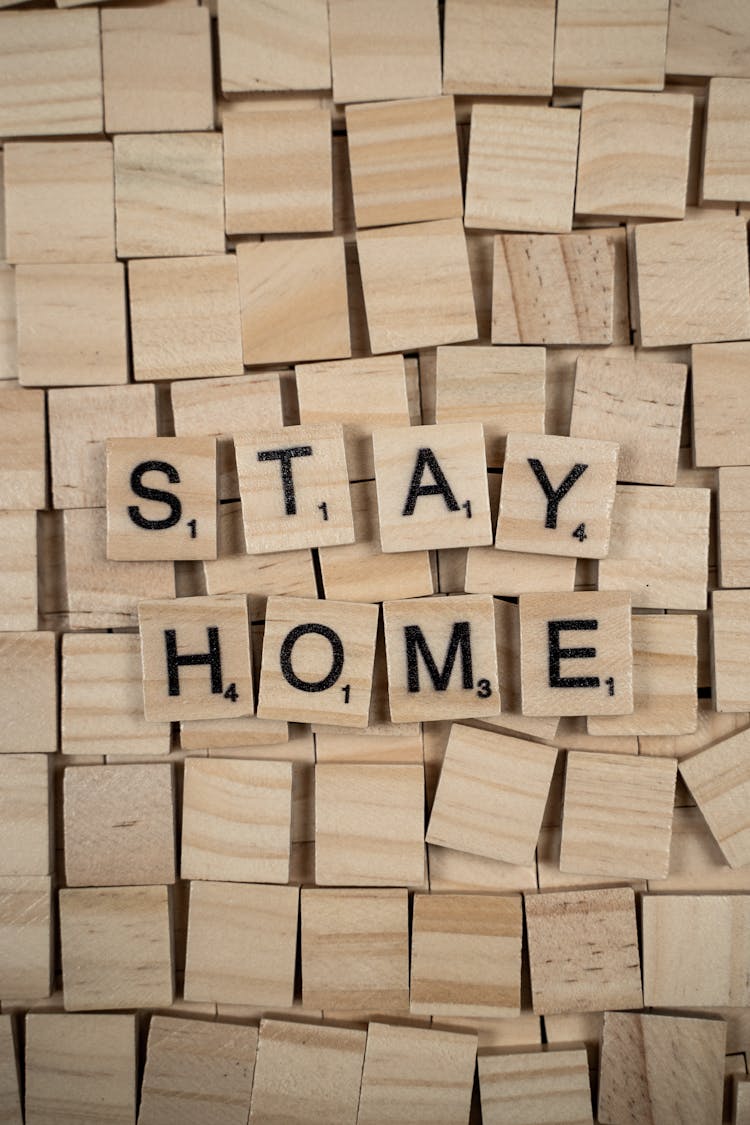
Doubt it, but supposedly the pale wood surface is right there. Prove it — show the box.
[679,727,750,869]
[711,590,750,713]
[443,0,555,96]
[0,876,51,1001]
[667,0,750,78]
[479,1045,593,1125]
[0,757,49,877]
[719,468,750,587]
[0,633,57,754]
[490,598,562,741]
[0,388,45,510]
[218,0,330,94]
[427,842,537,894]
[0,511,36,632]
[692,342,750,467]
[0,1015,21,1125]
[554,0,668,90]
[702,78,750,202]
[0,266,15,382]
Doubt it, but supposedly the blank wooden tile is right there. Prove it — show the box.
[719,468,750,587]
[411,892,522,1017]
[224,108,332,234]
[130,254,244,383]
[139,1016,257,1125]
[0,876,51,1000]
[301,888,409,1011]
[599,484,711,610]
[0,511,36,631]
[427,724,557,865]
[443,0,554,95]
[357,218,477,353]
[479,1046,593,1125]
[25,1014,136,1125]
[667,0,750,77]
[16,263,128,387]
[680,727,750,869]
[635,218,750,346]
[182,758,292,883]
[139,595,253,722]
[554,0,668,89]
[63,764,175,887]
[0,1016,20,1125]
[598,1010,725,1125]
[0,11,102,140]
[329,0,441,104]
[693,342,750,467]
[525,886,642,1015]
[184,881,298,1006]
[642,894,750,1007]
[0,756,49,878]
[249,1018,366,1125]
[102,7,213,134]
[0,388,45,510]
[4,140,114,264]
[315,763,425,886]
[702,77,750,203]
[218,0,330,94]
[0,633,56,755]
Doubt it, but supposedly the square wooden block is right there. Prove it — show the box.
[599,484,711,610]
[0,11,102,140]
[25,1014,136,1125]
[218,0,330,94]
[642,894,750,1007]
[102,7,213,134]
[357,218,477,353]
[357,1021,477,1125]
[329,0,441,104]
[373,422,492,552]
[0,633,56,754]
[129,255,244,382]
[635,218,750,346]
[315,763,425,886]
[680,727,750,869]
[383,593,500,722]
[427,724,557,865]
[0,756,49,877]
[63,764,175,887]
[249,1019,366,1125]
[184,881,299,1006]
[4,140,114,264]
[0,876,51,1000]
[0,387,45,510]
[703,78,750,202]
[666,1,750,77]
[554,0,669,89]
[301,888,409,1011]
[139,595,253,722]
[60,886,173,1011]
[598,1011,725,1125]
[693,342,750,467]
[720,468,750,587]
[16,263,127,387]
[235,423,354,553]
[525,886,642,1015]
[258,596,379,728]
[496,432,618,559]
[182,758,292,883]
[466,104,579,233]
[237,238,350,366]
[138,1016,257,1125]
[410,892,522,1017]
[443,0,555,95]
[479,1046,593,1125]
[569,354,686,486]
[106,437,218,562]
[0,510,37,631]
[519,591,634,718]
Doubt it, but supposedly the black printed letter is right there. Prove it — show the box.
[258,446,314,516]
[402,448,460,517]
[405,621,473,693]
[128,461,182,530]
[165,627,223,697]
[548,619,600,689]
[280,623,344,693]
[528,459,588,529]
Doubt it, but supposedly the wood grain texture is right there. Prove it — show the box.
[489,598,561,741]
[0,266,15,382]
[0,511,36,631]
[0,633,56,754]
[692,342,750,467]
[666,0,750,79]
[719,468,750,587]
[218,0,331,94]
[479,1046,593,1125]
[653,804,750,894]
[0,1015,21,1125]
[427,843,537,894]
[554,0,668,90]
[443,0,555,96]
[0,756,49,877]
[0,388,45,510]
[679,727,750,869]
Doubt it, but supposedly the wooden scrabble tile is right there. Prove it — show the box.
[0,511,36,631]
[63,764,175,887]
[345,95,462,228]
[599,484,711,610]
[64,507,176,630]
[301,888,409,1011]
[3,141,114,264]
[357,219,477,353]
[679,728,750,869]
[693,342,750,467]
[667,0,750,77]
[429,846,534,894]
[0,388,45,510]
[114,133,224,259]
[569,354,686,486]
[328,0,441,104]
[182,758,292,883]
[0,633,56,754]
[249,1018,366,1125]
[0,756,49,877]
[492,233,615,345]
[465,105,579,233]
[435,346,546,468]
[0,11,102,139]
[642,894,750,1007]
[635,218,750,346]
[218,0,330,94]
[237,238,350,366]
[489,598,561,742]
[315,763,425,886]
[357,1021,477,1125]
[130,268,237,389]
[106,437,217,562]
[15,263,128,387]
[0,877,51,1000]
[719,468,750,587]
[184,881,298,1006]
[102,7,213,134]
[139,1016,257,1125]
[235,423,354,553]
[598,1010,725,1125]
[0,1016,20,1125]
[25,1014,136,1125]
[479,1046,593,1125]
[554,0,668,89]
[496,432,619,559]
[182,713,290,753]
[525,886,642,1015]
[139,595,253,722]
[427,724,557,865]
[443,0,555,95]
